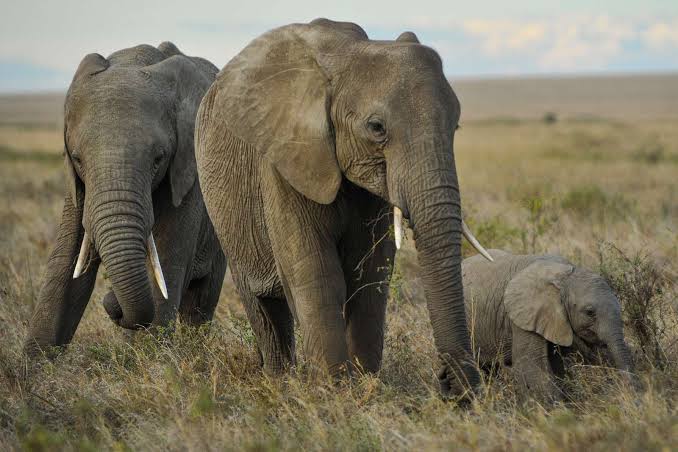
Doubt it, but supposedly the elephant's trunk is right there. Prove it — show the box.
[86,183,156,329]
[602,330,634,373]
[593,294,634,374]
[404,138,479,395]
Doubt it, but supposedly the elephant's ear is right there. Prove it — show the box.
[64,54,107,208]
[148,55,214,207]
[63,150,83,207]
[396,31,420,43]
[72,53,109,82]
[504,260,575,346]
[215,25,343,204]
[264,69,340,205]
[157,41,182,58]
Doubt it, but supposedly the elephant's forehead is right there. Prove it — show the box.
[341,45,459,121]
[66,69,167,118]
[569,270,616,301]
[356,42,444,73]
[65,90,171,152]
[67,75,168,130]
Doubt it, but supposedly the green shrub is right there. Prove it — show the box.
[462,215,520,257]
[561,186,633,221]
[542,112,558,124]
[598,243,670,368]
[521,195,559,253]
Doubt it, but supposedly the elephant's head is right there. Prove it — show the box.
[505,260,633,373]
[204,18,488,394]
[63,43,214,328]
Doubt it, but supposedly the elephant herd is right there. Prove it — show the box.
[24,19,634,403]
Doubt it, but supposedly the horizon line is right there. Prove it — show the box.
[2,69,677,96]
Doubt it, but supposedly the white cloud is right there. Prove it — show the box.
[455,15,678,72]
[462,19,546,54]
[538,16,636,71]
[643,21,678,49]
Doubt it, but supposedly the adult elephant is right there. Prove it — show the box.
[196,19,489,396]
[25,42,226,356]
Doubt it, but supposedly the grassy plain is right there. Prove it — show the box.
[0,75,677,450]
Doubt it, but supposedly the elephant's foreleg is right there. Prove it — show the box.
[263,174,350,376]
[178,250,226,325]
[340,200,395,372]
[279,246,349,376]
[511,324,563,402]
[146,197,201,326]
[25,197,99,357]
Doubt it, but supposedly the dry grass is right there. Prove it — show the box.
[1,82,677,450]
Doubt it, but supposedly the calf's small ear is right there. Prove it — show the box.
[504,260,575,346]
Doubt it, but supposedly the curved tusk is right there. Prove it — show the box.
[72,231,90,279]
[147,233,168,299]
[393,207,404,250]
[462,220,494,262]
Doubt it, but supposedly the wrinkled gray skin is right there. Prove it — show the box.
[196,19,478,396]
[463,250,633,401]
[25,42,226,356]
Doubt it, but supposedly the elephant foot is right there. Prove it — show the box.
[23,337,64,361]
[437,353,480,402]
[512,368,564,404]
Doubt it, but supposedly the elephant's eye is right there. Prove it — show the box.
[152,148,167,169]
[584,306,595,317]
[366,118,387,142]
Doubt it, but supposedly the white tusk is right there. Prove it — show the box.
[462,220,494,262]
[72,231,90,279]
[147,233,168,299]
[394,207,403,250]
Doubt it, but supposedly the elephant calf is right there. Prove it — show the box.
[462,250,633,401]
[25,42,226,356]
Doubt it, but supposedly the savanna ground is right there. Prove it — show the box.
[1,75,677,450]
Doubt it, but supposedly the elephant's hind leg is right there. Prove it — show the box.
[179,251,227,325]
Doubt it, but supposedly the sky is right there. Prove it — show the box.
[2,0,678,92]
